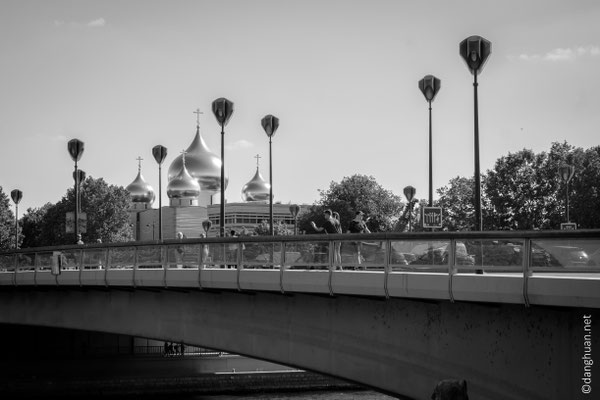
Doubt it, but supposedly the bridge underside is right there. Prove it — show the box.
[0,287,594,400]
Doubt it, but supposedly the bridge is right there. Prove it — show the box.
[1,230,599,400]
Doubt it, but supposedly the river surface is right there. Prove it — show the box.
[140,391,395,399]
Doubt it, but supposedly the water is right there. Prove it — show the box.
[144,391,395,399]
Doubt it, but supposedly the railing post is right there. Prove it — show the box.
[162,245,168,288]
[133,247,138,288]
[523,238,531,307]
[77,249,83,287]
[279,241,286,294]
[384,239,390,299]
[236,242,242,292]
[448,238,456,303]
[328,239,334,297]
[34,251,39,287]
[197,244,204,290]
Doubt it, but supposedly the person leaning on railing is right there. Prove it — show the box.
[310,209,342,268]
[347,211,371,267]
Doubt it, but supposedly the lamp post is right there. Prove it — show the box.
[10,189,22,249]
[152,145,168,241]
[418,75,441,207]
[262,115,280,236]
[212,97,234,237]
[67,139,85,241]
[73,169,86,214]
[289,204,300,235]
[558,164,575,223]
[403,186,416,232]
[460,35,491,231]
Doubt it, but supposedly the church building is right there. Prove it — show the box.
[125,115,308,240]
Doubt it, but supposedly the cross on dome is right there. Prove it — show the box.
[193,108,204,127]
[136,156,143,172]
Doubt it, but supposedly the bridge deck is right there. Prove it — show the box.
[2,230,600,308]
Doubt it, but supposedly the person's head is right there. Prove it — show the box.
[324,209,332,220]
[176,232,184,239]
[356,211,365,220]
[230,230,237,237]
[333,212,340,221]
[199,233,206,238]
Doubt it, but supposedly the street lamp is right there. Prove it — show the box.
[289,204,300,235]
[212,97,234,237]
[262,114,280,236]
[67,139,85,241]
[418,75,441,207]
[202,219,212,237]
[403,186,416,232]
[152,145,168,241]
[10,189,22,249]
[558,164,575,223]
[460,35,491,231]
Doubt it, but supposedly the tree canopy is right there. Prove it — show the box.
[18,177,134,247]
[298,174,404,233]
[0,187,16,250]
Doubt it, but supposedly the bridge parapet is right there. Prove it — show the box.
[1,230,600,308]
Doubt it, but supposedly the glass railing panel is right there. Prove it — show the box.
[60,249,82,271]
[457,239,523,272]
[136,245,163,269]
[242,242,283,270]
[82,249,107,270]
[203,243,229,269]
[531,238,600,270]
[0,254,15,272]
[166,244,200,269]
[389,240,451,271]
[36,252,54,272]
[16,253,36,272]
[284,240,330,271]
[340,240,387,271]
[107,247,135,270]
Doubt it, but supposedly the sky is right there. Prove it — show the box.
[1,0,599,218]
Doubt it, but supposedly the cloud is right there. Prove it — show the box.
[53,18,107,29]
[87,18,106,28]
[513,45,600,62]
[226,140,254,151]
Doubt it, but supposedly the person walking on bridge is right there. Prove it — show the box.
[347,211,371,267]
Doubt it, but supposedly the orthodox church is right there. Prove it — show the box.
[125,117,307,240]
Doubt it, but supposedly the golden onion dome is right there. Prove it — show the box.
[167,154,201,199]
[126,160,155,204]
[242,157,271,202]
[167,125,227,193]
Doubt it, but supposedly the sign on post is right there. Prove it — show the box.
[66,212,88,234]
[422,207,443,229]
[560,222,577,230]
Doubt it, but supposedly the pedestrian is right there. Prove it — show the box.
[310,209,342,267]
[347,211,371,267]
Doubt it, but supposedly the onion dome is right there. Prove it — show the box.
[168,124,227,193]
[126,158,155,205]
[167,152,201,199]
[241,155,271,202]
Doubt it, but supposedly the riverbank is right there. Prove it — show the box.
[3,371,362,398]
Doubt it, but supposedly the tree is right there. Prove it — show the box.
[0,187,16,250]
[435,176,477,231]
[20,176,134,247]
[20,203,53,248]
[253,220,292,236]
[298,175,403,233]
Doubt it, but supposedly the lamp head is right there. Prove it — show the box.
[11,189,23,205]
[68,139,85,162]
[418,75,441,102]
[73,169,86,185]
[261,114,279,138]
[289,204,300,218]
[459,35,491,75]
[202,219,212,234]
[558,164,575,183]
[212,98,234,127]
[152,145,168,165]
[403,186,416,202]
